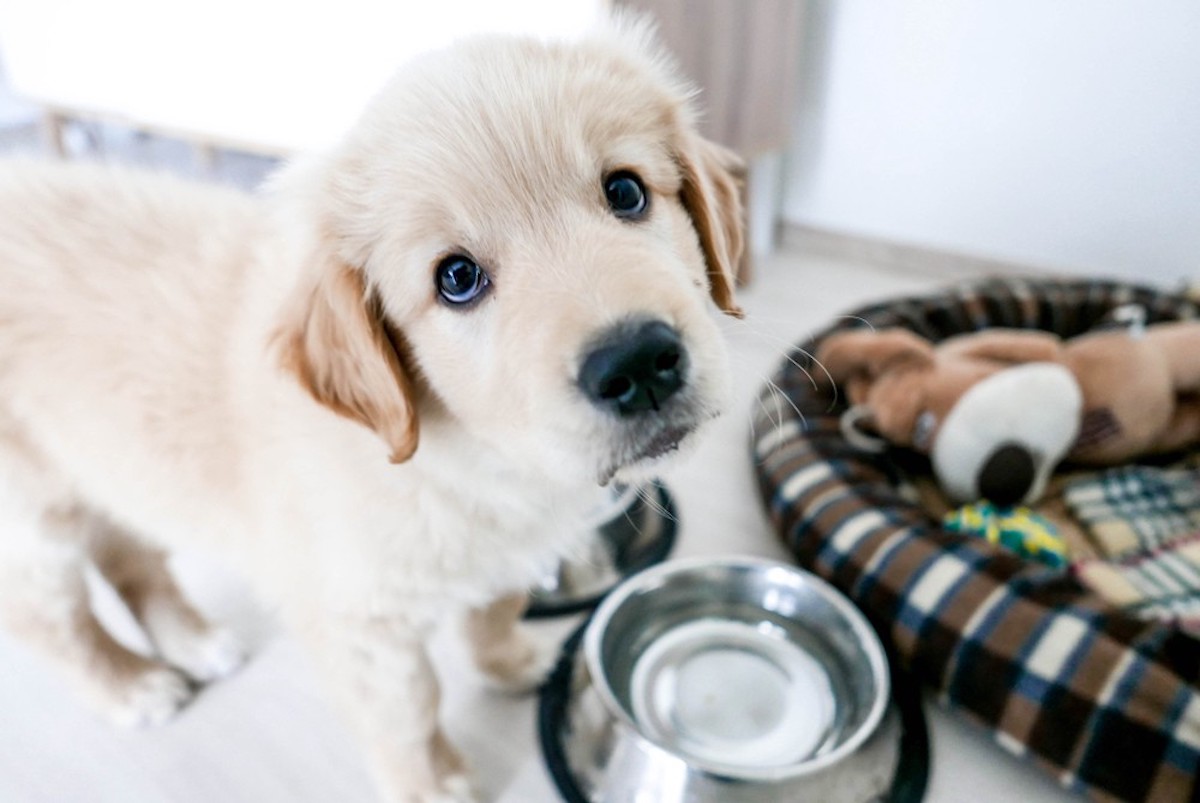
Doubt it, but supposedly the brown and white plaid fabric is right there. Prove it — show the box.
[1065,464,1200,558]
[752,277,1200,802]
[1063,464,1200,634]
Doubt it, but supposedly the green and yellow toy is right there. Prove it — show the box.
[944,503,1067,569]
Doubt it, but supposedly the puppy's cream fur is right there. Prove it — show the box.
[0,22,742,803]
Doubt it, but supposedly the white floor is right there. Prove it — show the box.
[0,197,1082,801]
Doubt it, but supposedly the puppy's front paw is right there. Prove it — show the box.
[106,665,194,728]
[477,626,558,695]
[169,626,247,683]
[426,773,477,803]
[382,772,477,803]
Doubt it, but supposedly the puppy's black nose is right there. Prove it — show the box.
[977,443,1036,508]
[579,320,688,417]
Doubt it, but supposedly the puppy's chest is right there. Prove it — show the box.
[310,469,590,614]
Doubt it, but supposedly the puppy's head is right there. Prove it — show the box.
[276,21,742,486]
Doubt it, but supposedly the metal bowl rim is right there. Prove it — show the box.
[581,554,891,782]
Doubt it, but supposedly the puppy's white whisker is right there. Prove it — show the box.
[724,319,844,412]
[788,345,840,411]
[725,323,820,391]
[835,314,878,331]
[745,376,808,468]
[634,483,676,526]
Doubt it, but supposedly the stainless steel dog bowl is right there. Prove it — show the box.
[526,482,677,618]
[546,556,901,802]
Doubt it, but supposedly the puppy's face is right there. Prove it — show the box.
[279,29,742,487]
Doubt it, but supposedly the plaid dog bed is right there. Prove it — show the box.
[752,277,1200,802]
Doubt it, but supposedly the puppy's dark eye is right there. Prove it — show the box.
[436,255,489,305]
[604,171,648,219]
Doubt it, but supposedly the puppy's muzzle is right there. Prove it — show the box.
[579,319,688,417]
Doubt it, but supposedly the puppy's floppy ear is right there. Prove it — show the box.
[277,261,419,463]
[678,135,746,319]
[816,329,935,403]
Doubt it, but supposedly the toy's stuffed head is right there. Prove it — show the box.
[818,328,1083,506]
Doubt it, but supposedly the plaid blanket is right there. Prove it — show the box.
[1065,465,1200,558]
[753,277,1200,802]
[1074,536,1200,634]
[1062,465,1200,634]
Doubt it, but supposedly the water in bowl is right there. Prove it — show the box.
[629,617,836,768]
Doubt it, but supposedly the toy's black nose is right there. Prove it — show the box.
[579,320,687,417]
[977,443,1036,508]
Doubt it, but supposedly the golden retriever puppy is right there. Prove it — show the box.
[0,19,742,803]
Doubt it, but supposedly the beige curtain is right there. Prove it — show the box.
[614,0,804,157]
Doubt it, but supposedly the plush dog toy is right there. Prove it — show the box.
[817,317,1200,506]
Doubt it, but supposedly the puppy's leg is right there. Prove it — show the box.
[463,593,555,693]
[0,507,193,728]
[89,524,244,682]
[305,616,473,803]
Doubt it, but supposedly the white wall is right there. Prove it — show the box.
[0,0,605,154]
[783,2,1200,283]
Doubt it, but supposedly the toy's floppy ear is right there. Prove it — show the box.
[816,329,935,404]
[939,330,1064,364]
